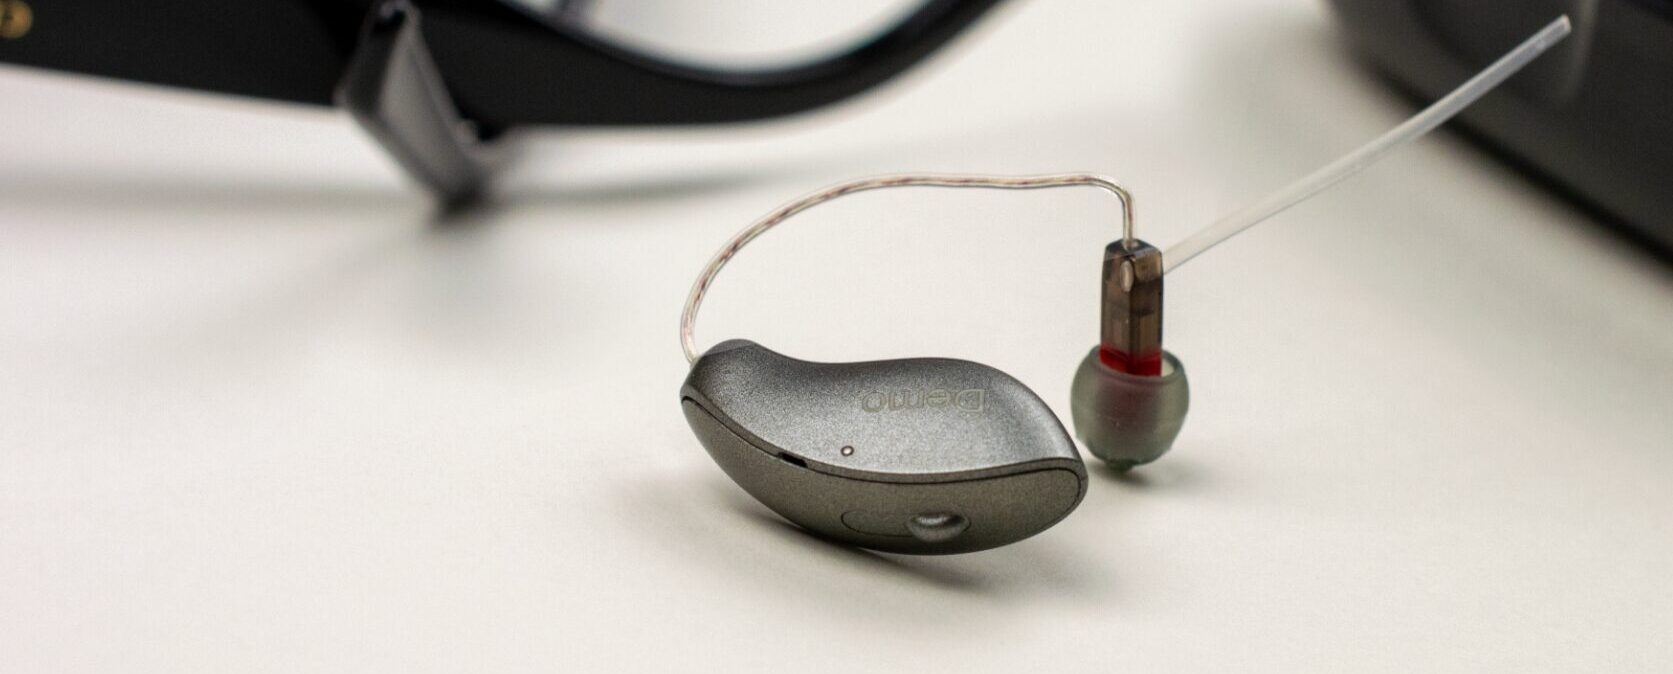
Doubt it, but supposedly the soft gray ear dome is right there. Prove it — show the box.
[1069,347,1190,470]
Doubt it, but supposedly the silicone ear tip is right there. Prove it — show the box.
[1069,347,1190,470]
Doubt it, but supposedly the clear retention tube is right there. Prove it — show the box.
[1161,15,1572,274]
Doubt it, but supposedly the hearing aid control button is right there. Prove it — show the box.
[906,513,969,543]
[840,510,969,541]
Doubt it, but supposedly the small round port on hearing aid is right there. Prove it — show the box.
[1069,239,1190,469]
[907,513,969,543]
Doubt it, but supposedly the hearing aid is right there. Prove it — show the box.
[677,175,1170,554]
[676,17,1571,555]
[682,339,1088,554]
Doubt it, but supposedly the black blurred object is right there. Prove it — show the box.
[338,2,500,204]
[0,0,1006,202]
[1329,0,1673,254]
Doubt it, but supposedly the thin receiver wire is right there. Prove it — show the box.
[1161,15,1572,273]
[678,16,1571,364]
[680,174,1135,364]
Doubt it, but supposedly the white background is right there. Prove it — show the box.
[3,1,1671,671]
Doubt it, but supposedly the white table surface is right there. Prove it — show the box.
[4,1,1671,671]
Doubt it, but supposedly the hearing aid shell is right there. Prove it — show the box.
[682,340,1088,555]
[1069,348,1189,470]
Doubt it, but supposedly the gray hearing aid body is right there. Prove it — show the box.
[681,340,1088,554]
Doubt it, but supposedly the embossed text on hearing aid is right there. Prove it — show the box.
[860,389,986,414]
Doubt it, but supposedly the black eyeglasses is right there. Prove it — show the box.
[0,0,1007,202]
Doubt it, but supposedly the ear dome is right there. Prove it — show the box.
[1069,347,1189,470]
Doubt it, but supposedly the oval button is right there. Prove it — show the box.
[841,510,910,537]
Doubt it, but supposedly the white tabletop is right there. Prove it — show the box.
[4,1,1671,671]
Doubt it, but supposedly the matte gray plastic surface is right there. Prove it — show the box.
[1069,347,1190,470]
[681,340,1087,554]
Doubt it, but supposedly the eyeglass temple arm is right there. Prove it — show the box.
[0,0,1008,201]
[0,0,1008,130]
[419,0,1010,131]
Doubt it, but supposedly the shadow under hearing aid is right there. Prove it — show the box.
[734,510,987,592]
[717,489,1118,602]
[1095,453,1209,491]
[613,471,1116,609]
